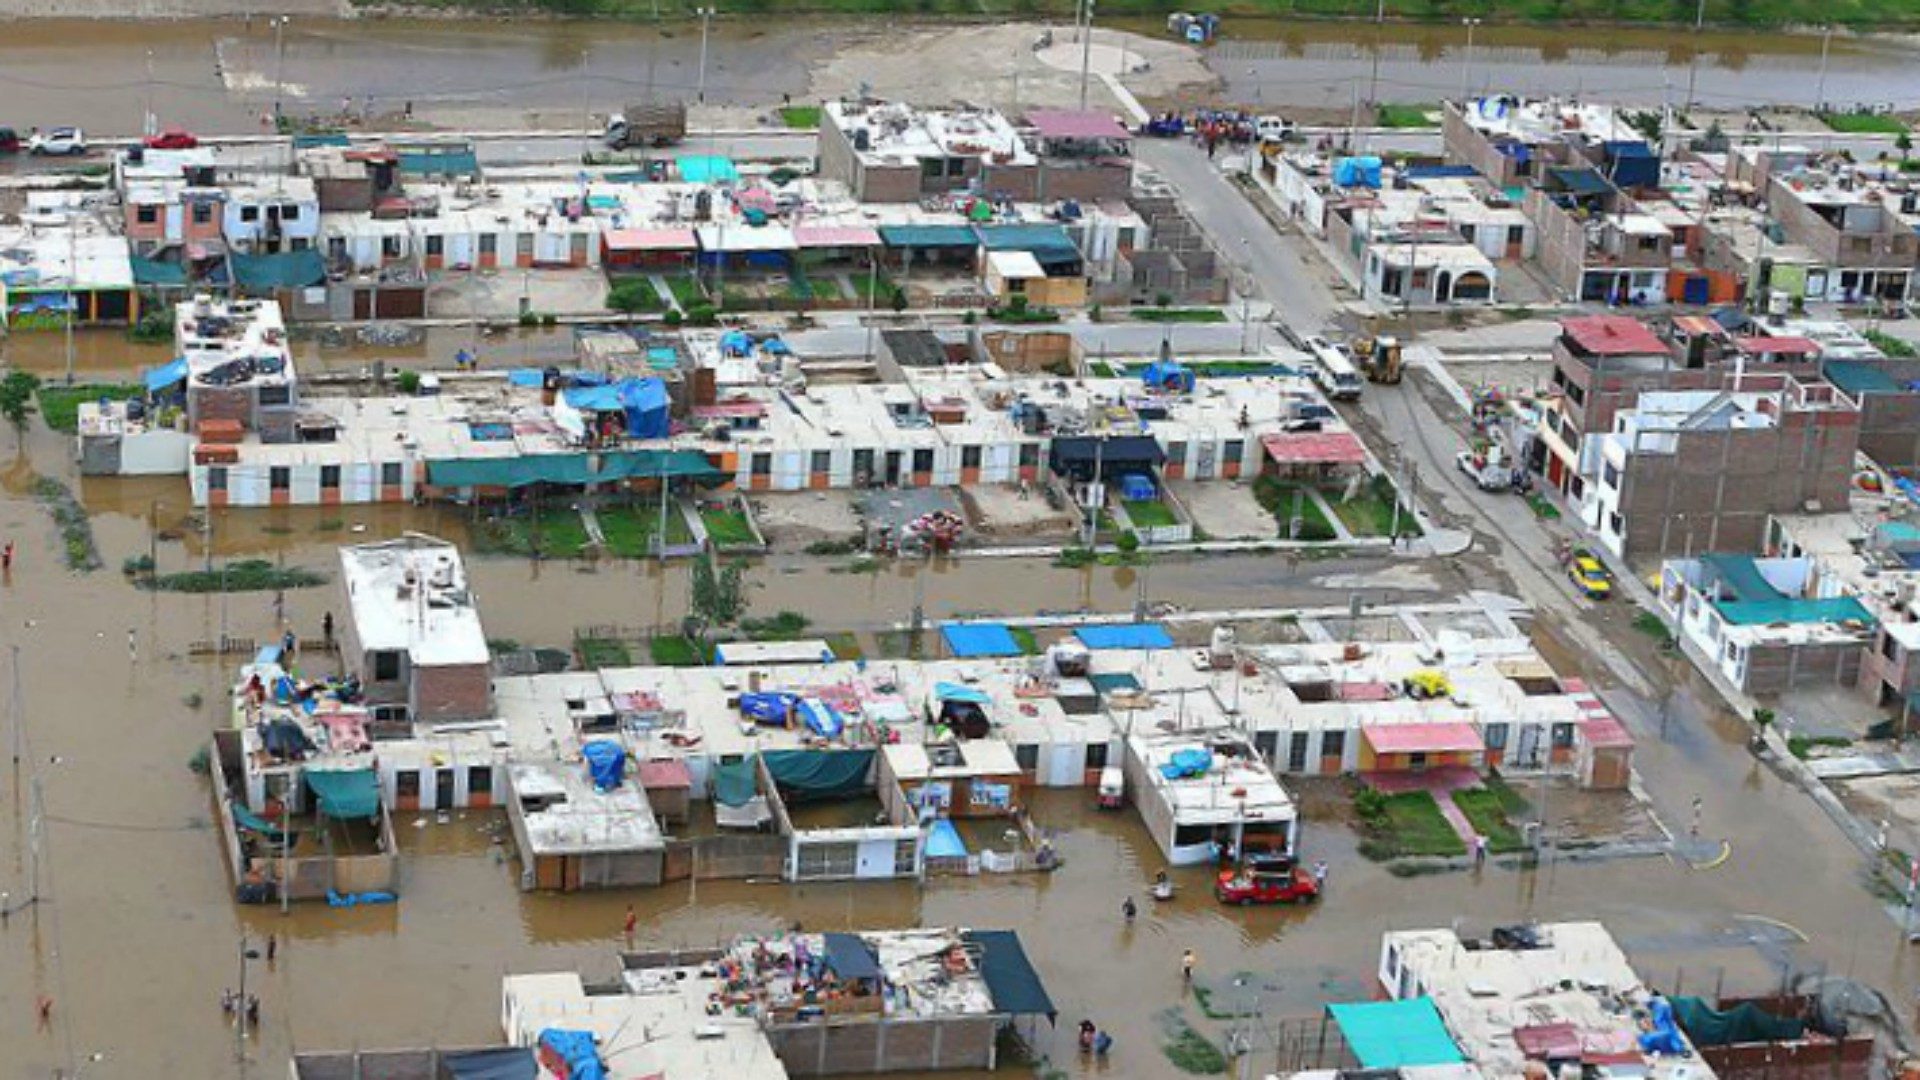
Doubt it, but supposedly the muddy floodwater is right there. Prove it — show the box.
[0,16,1916,137]
[0,330,1913,1078]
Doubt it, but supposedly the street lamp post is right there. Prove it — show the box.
[1459,18,1481,104]
[1082,0,1098,109]
[695,8,714,105]
[234,935,262,1062]
[271,16,289,127]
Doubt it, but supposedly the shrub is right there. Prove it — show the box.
[395,369,422,395]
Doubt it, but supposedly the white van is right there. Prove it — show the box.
[1303,335,1363,401]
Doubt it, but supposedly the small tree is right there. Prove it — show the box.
[0,371,41,447]
[889,287,908,315]
[1899,132,1913,161]
[686,556,747,645]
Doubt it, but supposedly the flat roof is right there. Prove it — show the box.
[1024,108,1133,141]
[504,971,788,1080]
[1129,728,1295,827]
[338,532,489,668]
[507,760,664,855]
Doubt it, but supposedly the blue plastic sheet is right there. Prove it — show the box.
[326,889,397,907]
[934,682,993,705]
[1640,996,1688,1055]
[926,818,968,858]
[537,1029,605,1080]
[797,698,844,739]
[740,691,800,725]
[583,740,626,792]
[144,357,188,392]
[1158,748,1212,780]
[942,623,1021,658]
[1075,624,1175,650]
[1333,156,1383,188]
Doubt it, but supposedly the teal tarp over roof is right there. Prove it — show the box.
[306,768,381,819]
[677,155,739,183]
[879,224,978,249]
[427,450,722,489]
[975,223,1082,268]
[1700,553,1782,604]
[1327,999,1463,1069]
[231,249,326,290]
[130,256,188,287]
[399,149,480,177]
[1699,552,1876,626]
[1824,359,1904,396]
[292,133,352,149]
[712,756,758,808]
[762,749,873,802]
[962,930,1055,1019]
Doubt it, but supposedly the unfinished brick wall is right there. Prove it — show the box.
[409,662,493,723]
[1742,639,1864,695]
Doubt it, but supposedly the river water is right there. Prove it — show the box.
[0,16,1916,137]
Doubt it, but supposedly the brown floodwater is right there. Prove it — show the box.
[0,376,1914,1080]
[0,15,1913,138]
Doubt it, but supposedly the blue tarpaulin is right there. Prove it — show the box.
[823,932,883,981]
[562,377,669,438]
[962,930,1056,1019]
[739,691,799,725]
[144,357,188,393]
[583,740,626,791]
[797,698,844,739]
[1333,156,1382,188]
[677,155,739,183]
[1075,624,1174,650]
[537,1030,605,1080]
[1120,474,1156,501]
[1140,360,1194,393]
[934,682,993,704]
[926,818,968,858]
[1159,748,1213,780]
[1327,1000,1463,1068]
[942,623,1021,658]
[306,768,381,819]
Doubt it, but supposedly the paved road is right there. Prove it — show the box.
[1136,138,1344,333]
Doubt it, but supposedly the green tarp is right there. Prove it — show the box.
[427,450,723,490]
[231,250,326,291]
[762,749,873,803]
[963,930,1055,1019]
[1671,996,1804,1047]
[399,149,480,178]
[130,256,188,287]
[1327,999,1464,1069]
[712,756,759,808]
[306,768,381,819]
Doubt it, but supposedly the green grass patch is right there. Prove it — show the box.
[1451,788,1528,853]
[1162,1023,1227,1075]
[1327,476,1420,538]
[648,634,704,666]
[1251,476,1336,541]
[1788,734,1853,760]
[700,506,759,547]
[473,509,593,558]
[1355,789,1466,860]
[598,503,695,558]
[824,632,864,661]
[1053,547,1098,569]
[1526,493,1561,520]
[665,273,707,311]
[1122,498,1179,529]
[740,609,811,641]
[1820,111,1908,135]
[1866,329,1919,358]
[778,104,823,129]
[1484,772,1532,817]
[30,474,101,572]
[1376,103,1439,128]
[606,276,665,313]
[577,636,634,669]
[146,559,328,593]
[1631,610,1675,648]
[38,383,141,434]
[1010,626,1039,654]
[1131,307,1228,324]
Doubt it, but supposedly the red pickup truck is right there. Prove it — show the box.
[1214,856,1320,906]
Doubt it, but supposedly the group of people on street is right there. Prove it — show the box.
[1077,1019,1114,1057]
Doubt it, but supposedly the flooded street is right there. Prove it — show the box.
[0,327,1915,1077]
[0,17,1916,138]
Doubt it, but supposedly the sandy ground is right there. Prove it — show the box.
[808,23,1214,112]
[957,483,1076,542]
[427,268,610,320]
[746,490,863,551]
[1168,478,1274,541]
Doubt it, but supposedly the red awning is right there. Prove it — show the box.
[1579,714,1634,749]
[1733,335,1819,355]
[794,224,882,249]
[1560,315,1667,357]
[1025,108,1134,141]
[1362,722,1484,754]
[603,228,698,252]
[638,759,693,789]
[1261,431,1367,465]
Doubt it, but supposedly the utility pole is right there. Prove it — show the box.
[695,8,714,105]
[144,49,156,138]
[1814,25,1833,114]
[8,644,21,768]
[1078,0,1096,111]
[271,16,288,128]
[62,216,75,386]
[1459,18,1481,105]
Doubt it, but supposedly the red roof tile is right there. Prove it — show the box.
[1560,315,1667,357]
[1260,431,1368,465]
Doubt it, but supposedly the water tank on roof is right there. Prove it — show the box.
[853,128,871,152]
